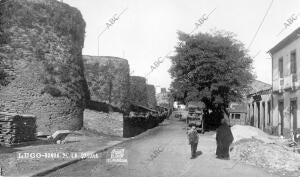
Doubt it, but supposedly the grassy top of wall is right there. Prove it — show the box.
[0,0,85,47]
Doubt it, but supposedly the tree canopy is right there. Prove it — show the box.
[169,31,254,112]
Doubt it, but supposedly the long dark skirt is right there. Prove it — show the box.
[216,143,230,159]
[216,124,233,159]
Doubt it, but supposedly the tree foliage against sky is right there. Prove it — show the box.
[169,31,254,111]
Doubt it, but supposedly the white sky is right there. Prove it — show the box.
[63,0,300,92]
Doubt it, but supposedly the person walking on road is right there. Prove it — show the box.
[187,125,199,159]
[216,118,234,160]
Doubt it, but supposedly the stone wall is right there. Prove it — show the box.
[83,55,130,111]
[129,76,148,107]
[0,0,89,134]
[146,84,157,109]
[0,112,36,147]
[123,114,167,138]
[83,109,123,137]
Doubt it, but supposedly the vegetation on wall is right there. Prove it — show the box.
[1,0,85,46]
[0,0,89,133]
[84,56,130,110]
[0,0,11,88]
[0,0,88,101]
[86,62,116,103]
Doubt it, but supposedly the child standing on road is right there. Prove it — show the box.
[187,125,199,159]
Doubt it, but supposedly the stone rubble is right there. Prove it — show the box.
[229,125,300,176]
[0,112,36,147]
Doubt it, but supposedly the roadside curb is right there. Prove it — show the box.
[23,120,170,177]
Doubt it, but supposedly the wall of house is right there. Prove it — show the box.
[228,102,247,126]
[272,38,300,91]
[229,112,246,126]
[272,38,300,136]
[273,90,300,136]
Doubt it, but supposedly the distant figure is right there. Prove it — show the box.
[187,125,199,159]
[216,118,234,160]
[178,113,182,120]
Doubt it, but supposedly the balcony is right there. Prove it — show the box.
[273,78,284,93]
[283,74,299,91]
[284,75,292,90]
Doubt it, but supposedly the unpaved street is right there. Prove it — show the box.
[46,118,278,177]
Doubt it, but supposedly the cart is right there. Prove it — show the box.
[187,110,204,134]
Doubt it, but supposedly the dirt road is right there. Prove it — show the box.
[46,118,278,177]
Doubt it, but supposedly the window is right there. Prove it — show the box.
[234,114,241,119]
[279,57,283,78]
[291,51,296,74]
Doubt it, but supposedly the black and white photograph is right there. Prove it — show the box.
[0,0,300,176]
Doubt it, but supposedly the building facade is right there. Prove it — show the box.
[246,88,272,134]
[269,27,300,136]
[228,102,247,126]
[156,88,172,108]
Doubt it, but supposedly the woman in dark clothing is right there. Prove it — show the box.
[216,118,234,160]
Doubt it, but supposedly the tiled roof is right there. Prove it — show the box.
[248,80,271,95]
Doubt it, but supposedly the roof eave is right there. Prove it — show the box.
[268,27,300,55]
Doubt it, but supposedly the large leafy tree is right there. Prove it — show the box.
[169,31,254,114]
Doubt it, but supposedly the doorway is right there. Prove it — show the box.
[290,99,297,139]
[278,101,284,135]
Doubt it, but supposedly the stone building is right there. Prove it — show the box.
[269,27,300,136]
[228,102,247,126]
[83,55,130,111]
[246,80,272,133]
[156,88,172,108]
